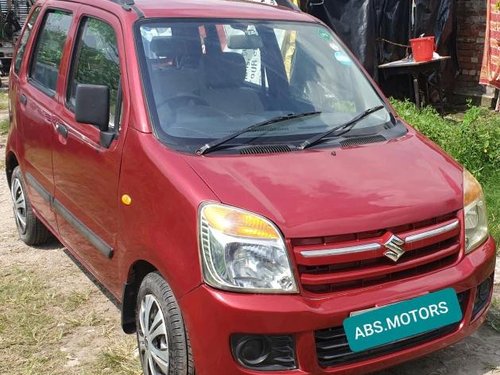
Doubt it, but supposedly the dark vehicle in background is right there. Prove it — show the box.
[0,0,33,77]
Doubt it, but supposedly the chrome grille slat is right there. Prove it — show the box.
[405,219,459,243]
[294,213,461,294]
[301,243,381,258]
[300,219,460,258]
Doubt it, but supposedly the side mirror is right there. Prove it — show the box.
[75,84,115,148]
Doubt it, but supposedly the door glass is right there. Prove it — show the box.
[67,17,121,130]
[29,10,73,94]
[14,7,41,74]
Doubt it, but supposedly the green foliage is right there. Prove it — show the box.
[391,99,500,179]
[484,172,500,243]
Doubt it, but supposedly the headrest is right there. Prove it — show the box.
[227,34,263,50]
[150,37,187,58]
[205,53,247,88]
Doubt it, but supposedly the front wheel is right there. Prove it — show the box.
[136,272,194,375]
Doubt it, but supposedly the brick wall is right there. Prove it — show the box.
[455,0,488,94]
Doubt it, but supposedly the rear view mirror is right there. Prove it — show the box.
[75,84,114,148]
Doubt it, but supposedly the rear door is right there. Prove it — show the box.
[52,7,128,294]
[14,6,74,231]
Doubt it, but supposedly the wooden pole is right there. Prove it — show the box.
[7,0,13,11]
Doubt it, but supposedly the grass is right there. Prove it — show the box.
[0,91,10,136]
[484,172,500,243]
[392,100,500,244]
[0,91,8,112]
[488,297,500,333]
[0,118,8,136]
[84,342,141,375]
[0,268,67,374]
[0,267,141,375]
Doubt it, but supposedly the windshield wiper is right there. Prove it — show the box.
[299,105,386,150]
[196,111,322,155]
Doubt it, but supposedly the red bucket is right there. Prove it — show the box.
[410,36,435,62]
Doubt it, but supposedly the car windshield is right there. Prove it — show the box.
[136,19,391,153]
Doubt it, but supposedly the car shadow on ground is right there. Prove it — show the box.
[32,236,65,251]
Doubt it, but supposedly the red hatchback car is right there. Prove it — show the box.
[5,0,497,374]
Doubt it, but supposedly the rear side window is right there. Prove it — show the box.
[14,7,41,74]
[29,10,73,94]
[67,17,121,130]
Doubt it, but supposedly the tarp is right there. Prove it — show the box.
[306,0,457,85]
[480,0,500,89]
[414,0,459,86]
[306,0,387,79]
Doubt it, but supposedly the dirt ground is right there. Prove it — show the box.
[0,129,499,374]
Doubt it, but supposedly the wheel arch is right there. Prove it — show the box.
[121,260,158,334]
[5,151,19,188]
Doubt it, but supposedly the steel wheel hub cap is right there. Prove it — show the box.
[138,294,170,375]
[11,178,27,233]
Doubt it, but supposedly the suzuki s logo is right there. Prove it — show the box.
[383,234,406,262]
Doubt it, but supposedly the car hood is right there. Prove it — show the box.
[184,130,463,238]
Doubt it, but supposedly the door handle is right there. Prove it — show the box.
[56,123,69,139]
[19,94,27,105]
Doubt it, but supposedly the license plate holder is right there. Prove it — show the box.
[343,288,462,352]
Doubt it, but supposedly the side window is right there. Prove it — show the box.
[67,17,121,131]
[14,6,41,74]
[29,10,73,94]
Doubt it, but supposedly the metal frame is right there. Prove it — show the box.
[62,0,299,11]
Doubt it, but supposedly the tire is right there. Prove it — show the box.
[10,166,51,246]
[136,272,195,375]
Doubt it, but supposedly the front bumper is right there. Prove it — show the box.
[180,236,496,375]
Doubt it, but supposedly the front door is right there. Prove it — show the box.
[52,9,128,294]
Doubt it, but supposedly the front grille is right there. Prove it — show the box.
[315,291,468,367]
[294,212,461,294]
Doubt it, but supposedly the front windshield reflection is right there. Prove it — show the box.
[137,20,390,152]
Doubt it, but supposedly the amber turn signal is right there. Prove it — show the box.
[202,204,279,240]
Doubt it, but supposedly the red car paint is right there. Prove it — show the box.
[5,0,496,374]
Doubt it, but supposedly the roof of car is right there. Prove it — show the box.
[50,0,317,22]
[135,0,315,21]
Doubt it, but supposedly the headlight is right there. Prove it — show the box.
[464,170,489,253]
[198,203,297,293]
